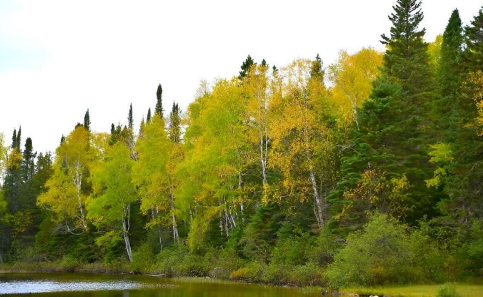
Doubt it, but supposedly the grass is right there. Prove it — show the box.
[342,284,483,297]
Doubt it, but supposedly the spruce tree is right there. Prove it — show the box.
[155,84,163,116]
[239,55,255,79]
[333,0,438,225]
[84,109,91,132]
[169,102,182,143]
[128,104,134,129]
[439,10,464,98]
[464,7,483,71]
[147,108,152,122]
[22,137,36,181]
[381,0,434,99]
[11,128,17,150]
[15,127,21,150]
[433,9,464,133]
[443,6,483,222]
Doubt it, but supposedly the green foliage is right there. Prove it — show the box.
[325,213,441,287]
[437,283,462,297]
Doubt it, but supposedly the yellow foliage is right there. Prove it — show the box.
[329,48,383,127]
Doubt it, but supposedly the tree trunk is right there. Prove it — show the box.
[122,204,133,262]
[151,209,162,251]
[170,193,179,243]
[74,161,87,230]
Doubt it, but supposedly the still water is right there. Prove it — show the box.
[0,273,321,296]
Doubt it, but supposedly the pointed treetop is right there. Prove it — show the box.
[380,0,432,96]
[169,102,182,143]
[155,84,163,116]
[464,7,483,71]
[310,53,324,80]
[60,135,65,145]
[261,59,268,68]
[239,55,255,79]
[147,108,152,122]
[84,109,91,132]
[128,104,134,129]
[439,9,463,96]
[11,128,17,149]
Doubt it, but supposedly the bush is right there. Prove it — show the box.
[324,213,442,287]
[437,283,461,297]
[131,243,155,273]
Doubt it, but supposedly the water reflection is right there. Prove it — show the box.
[0,273,321,297]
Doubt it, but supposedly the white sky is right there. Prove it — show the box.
[0,0,482,154]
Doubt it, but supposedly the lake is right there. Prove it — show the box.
[0,273,321,296]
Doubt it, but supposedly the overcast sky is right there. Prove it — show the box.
[1,0,482,153]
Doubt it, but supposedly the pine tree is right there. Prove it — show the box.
[464,7,483,72]
[239,55,255,79]
[22,137,36,181]
[333,0,438,225]
[310,53,324,81]
[155,84,163,116]
[11,128,17,150]
[147,108,152,122]
[169,102,182,143]
[381,0,434,99]
[15,127,21,150]
[84,109,91,132]
[440,10,464,98]
[433,9,464,133]
[260,59,268,68]
[128,104,134,129]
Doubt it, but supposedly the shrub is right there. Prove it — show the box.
[324,213,442,287]
[437,283,461,297]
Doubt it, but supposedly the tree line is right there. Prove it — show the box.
[1,0,483,286]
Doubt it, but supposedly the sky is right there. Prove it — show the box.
[0,0,482,154]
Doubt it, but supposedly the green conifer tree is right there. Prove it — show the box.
[333,0,438,225]
[128,104,134,129]
[169,102,182,143]
[239,55,255,79]
[84,109,91,132]
[155,84,163,116]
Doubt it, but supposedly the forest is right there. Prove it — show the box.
[1,0,483,288]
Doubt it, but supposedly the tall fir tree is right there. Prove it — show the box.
[84,109,91,132]
[433,9,464,134]
[333,0,438,225]
[155,84,163,116]
[128,104,134,129]
[239,55,255,79]
[169,102,182,143]
[22,138,36,181]
[147,108,152,122]
[464,7,483,72]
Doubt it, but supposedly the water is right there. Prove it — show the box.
[0,273,321,296]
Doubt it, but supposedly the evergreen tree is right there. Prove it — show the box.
[169,102,182,143]
[260,59,268,68]
[22,137,36,181]
[464,7,483,72]
[147,108,152,122]
[15,127,21,150]
[381,0,434,99]
[333,0,438,225]
[60,135,65,145]
[155,84,163,116]
[128,104,134,129]
[84,109,91,132]
[239,55,255,79]
[433,9,464,133]
[310,53,324,81]
[11,128,17,150]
